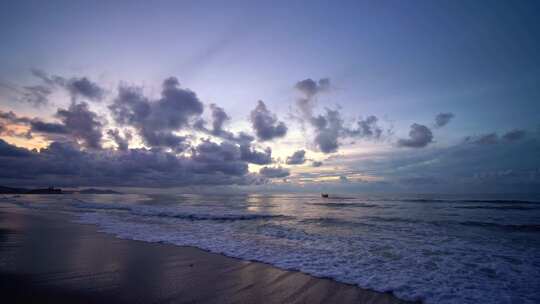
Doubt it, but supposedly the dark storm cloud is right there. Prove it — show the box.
[0,138,258,187]
[286,149,306,165]
[397,123,434,148]
[259,166,290,178]
[107,129,132,151]
[109,77,203,151]
[250,100,288,141]
[56,102,104,149]
[434,112,454,128]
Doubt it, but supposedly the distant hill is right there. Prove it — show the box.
[0,186,62,194]
[0,186,27,194]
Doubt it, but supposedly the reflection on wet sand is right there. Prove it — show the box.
[0,205,408,303]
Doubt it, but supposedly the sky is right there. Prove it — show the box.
[0,0,539,193]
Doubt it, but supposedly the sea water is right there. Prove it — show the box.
[5,193,540,303]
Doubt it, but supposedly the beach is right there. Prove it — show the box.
[0,202,408,304]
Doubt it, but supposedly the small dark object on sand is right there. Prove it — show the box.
[321,193,329,198]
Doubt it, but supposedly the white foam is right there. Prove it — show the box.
[75,210,540,304]
[8,194,540,304]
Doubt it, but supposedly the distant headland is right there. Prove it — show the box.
[0,186,121,195]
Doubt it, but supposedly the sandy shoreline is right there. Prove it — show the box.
[0,204,412,303]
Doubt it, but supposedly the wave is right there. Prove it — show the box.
[455,205,540,210]
[300,217,373,228]
[308,202,380,208]
[399,199,540,204]
[71,200,288,222]
[366,216,540,232]
[459,221,540,232]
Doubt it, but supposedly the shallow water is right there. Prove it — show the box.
[4,192,540,304]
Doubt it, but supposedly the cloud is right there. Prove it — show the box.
[30,121,69,134]
[109,77,203,151]
[209,103,229,134]
[31,68,59,86]
[466,133,498,145]
[56,102,104,149]
[293,78,387,154]
[21,85,52,106]
[311,108,343,153]
[1,108,103,147]
[286,149,306,165]
[250,100,288,141]
[434,112,454,128]
[239,143,272,165]
[311,161,323,167]
[0,110,31,124]
[295,78,330,120]
[339,175,348,182]
[0,111,33,138]
[0,138,259,187]
[195,103,251,143]
[29,69,105,102]
[397,123,434,148]
[327,133,540,193]
[465,129,527,145]
[259,166,290,178]
[65,77,105,101]
[310,112,387,153]
[191,140,248,176]
[347,115,383,139]
[31,69,105,101]
[107,129,132,151]
[502,129,526,142]
[295,78,330,98]
[0,139,32,157]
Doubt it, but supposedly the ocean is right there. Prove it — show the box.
[4,192,540,304]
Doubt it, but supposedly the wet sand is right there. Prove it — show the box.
[0,204,411,304]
